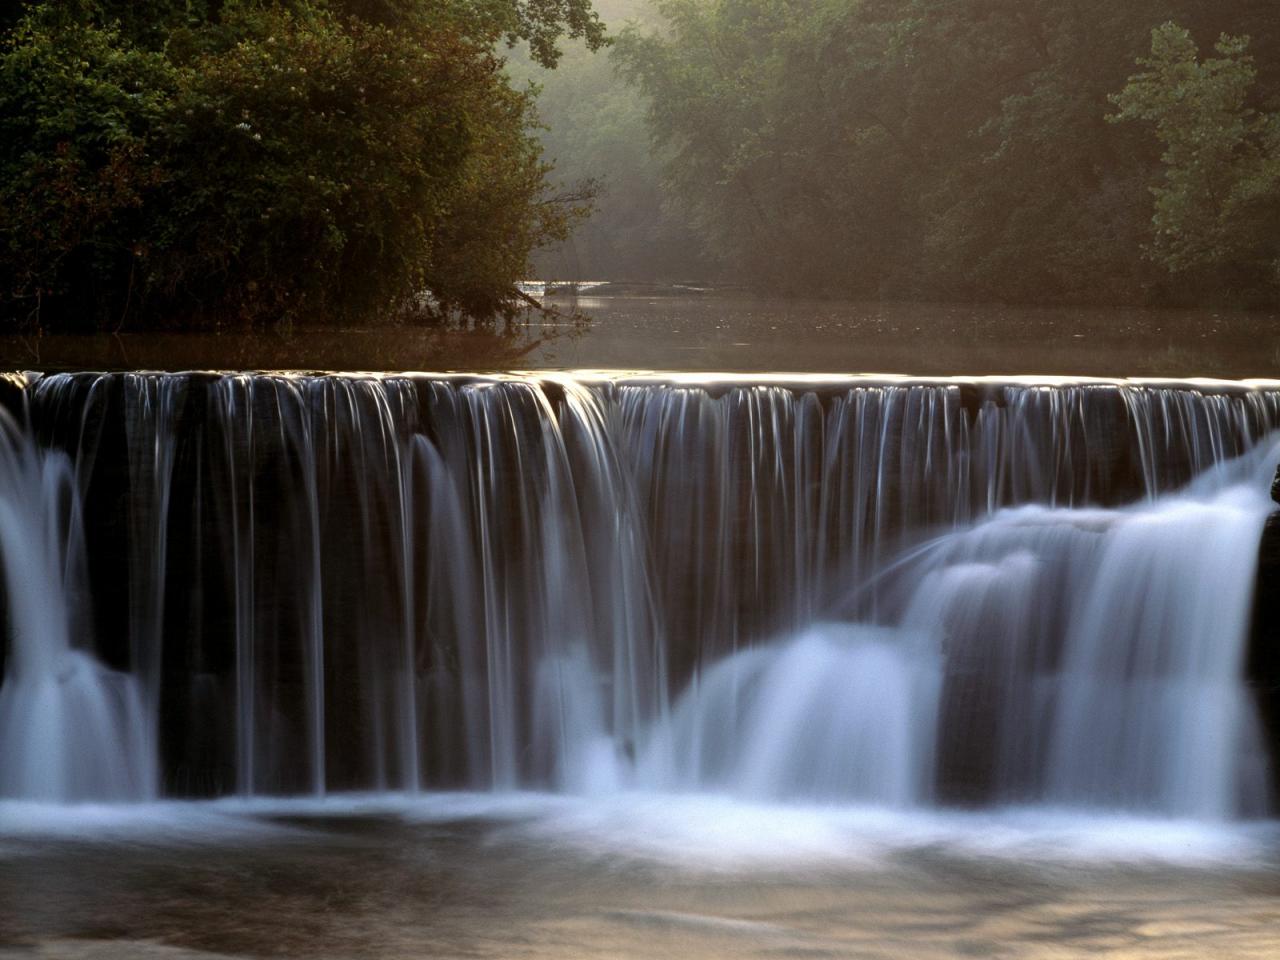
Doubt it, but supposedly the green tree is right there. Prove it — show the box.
[0,0,602,331]
[614,0,1280,306]
[1112,22,1280,295]
[509,1,708,282]
[0,15,178,327]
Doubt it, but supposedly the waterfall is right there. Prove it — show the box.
[0,372,1277,818]
[0,408,155,801]
[635,623,943,805]
[875,444,1278,816]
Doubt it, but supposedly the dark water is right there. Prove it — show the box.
[3,797,1280,959]
[3,296,1278,376]
[536,296,1280,377]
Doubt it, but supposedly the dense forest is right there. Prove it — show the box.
[538,0,1280,306]
[0,0,604,330]
[2,0,1278,331]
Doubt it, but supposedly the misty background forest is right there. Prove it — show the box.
[532,0,1280,306]
[2,0,1279,332]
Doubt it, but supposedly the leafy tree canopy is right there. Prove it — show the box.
[0,1,600,331]
[1112,22,1280,291]
[613,0,1280,306]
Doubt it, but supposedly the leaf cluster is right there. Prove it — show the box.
[0,1,599,331]
[612,0,1280,306]
[1111,22,1280,288]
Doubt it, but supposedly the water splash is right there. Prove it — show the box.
[636,623,942,805]
[1,373,1277,818]
[0,409,154,801]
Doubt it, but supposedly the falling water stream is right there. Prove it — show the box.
[3,371,1280,958]
[0,406,152,802]
[0,371,1276,820]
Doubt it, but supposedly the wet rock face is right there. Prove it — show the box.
[1250,510,1280,805]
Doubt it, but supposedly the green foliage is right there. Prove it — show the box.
[154,5,488,324]
[0,16,177,327]
[325,0,607,67]
[0,0,600,331]
[613,0,1280,305]
[8,0,1275,323]
[1112,23,1280,292]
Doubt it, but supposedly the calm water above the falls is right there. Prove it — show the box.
[1,296,1278,376]
[538,296,1280,378]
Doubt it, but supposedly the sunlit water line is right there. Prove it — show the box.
[0,372,1278,826]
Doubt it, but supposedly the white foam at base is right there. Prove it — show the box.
[1,792,1272,870]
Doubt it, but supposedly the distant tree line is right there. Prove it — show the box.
[5,0,1277,331]
[608,0,1280,306]
[0,1,604,331]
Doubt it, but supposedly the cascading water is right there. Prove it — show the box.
[1,372,1278,821]
[0,407,154,801]
[868,446,1276,817]
[635,623,943,806]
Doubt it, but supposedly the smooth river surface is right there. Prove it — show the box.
[534,296,1280,378]
[3,795,1280,959]
[2,295,1278,376]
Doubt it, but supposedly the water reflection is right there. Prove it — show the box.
[1,296,1277,376]
[0,314,584,375]
[535,296,1280,378]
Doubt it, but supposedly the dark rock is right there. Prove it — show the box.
[1250,510,1280,812]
